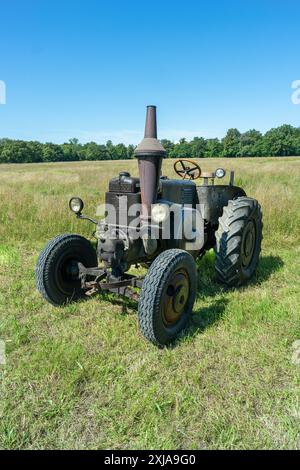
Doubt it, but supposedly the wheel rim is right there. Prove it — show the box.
[241,220,256,268]
[161,268,190,326]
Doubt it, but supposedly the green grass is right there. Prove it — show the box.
[0,157,300,449]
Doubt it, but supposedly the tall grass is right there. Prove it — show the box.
[0,158,299,247]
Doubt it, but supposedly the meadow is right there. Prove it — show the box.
[0,157,300,449]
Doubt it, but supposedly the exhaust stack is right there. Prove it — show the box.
[134,105,166,221]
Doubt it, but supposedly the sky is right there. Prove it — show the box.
[0,0,300,145]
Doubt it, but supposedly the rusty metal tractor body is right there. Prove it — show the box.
[36,106,262,346]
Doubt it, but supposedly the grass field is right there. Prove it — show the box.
[0,157,300,450]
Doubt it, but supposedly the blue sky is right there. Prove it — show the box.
[0,0,299,144]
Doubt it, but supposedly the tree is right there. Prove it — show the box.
[222,129,241,157]
[127,144,135,159]
[68,138,83,160]
[169,138,191,159]
[83,142,109,160]
[106,140,114,160]
[205,138,223,157]
[42,143,64,162]
[239,130,263,157]
[160,139,175,158]
[190,137,206,158]
[61,143,80,161]
[261,125,300,156]
[0,140,43,163]
[113,143,128,160]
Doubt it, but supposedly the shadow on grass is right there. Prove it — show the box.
[98,291,138,315]
[187,297,230,337]
[180,252,284,342]
[253,254,284,285]
[195,251,284,299]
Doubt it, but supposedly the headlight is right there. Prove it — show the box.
[151,203,169,223]
[215,168,226,178]
[69,197,84,214]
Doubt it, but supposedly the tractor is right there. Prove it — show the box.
[36,106,263,347]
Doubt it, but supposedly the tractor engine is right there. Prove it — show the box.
[96,173,204,275]
[96,105,165,274]
[96,172,144,275]
[95,106,204,275]
[95,106,205,275]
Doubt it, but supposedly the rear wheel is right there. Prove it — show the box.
[138,249,197,347]
[214,197,263,286]
[36,234,98,306]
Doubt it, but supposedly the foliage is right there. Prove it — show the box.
[1,124,300,163]
[222,128,241,157]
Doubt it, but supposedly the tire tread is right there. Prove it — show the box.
[214,197,263,286]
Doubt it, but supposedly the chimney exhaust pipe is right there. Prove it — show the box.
[144,105,157,138]
[134,106,166,222]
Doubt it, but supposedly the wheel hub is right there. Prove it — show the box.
[63,259,79,280]
[242,220,256,267]
[162,269,190,326]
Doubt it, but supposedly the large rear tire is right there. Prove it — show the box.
[214,197,262,286]
[36,234,98,306]
[138,249,197,347]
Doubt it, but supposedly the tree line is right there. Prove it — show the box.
[1,124,300,164]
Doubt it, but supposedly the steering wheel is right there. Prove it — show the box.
[174,159,201,180]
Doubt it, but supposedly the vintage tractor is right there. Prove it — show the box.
[36,106,262,346]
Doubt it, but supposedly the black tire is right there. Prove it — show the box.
[138,249,197,347]
[36,234,98,306]
[214,197,263,286]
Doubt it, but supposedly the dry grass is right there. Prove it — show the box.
[0,157,300,449]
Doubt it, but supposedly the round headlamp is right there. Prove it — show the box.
[151,203,169,224]
[215,168,226,179]
[69,197,84,214]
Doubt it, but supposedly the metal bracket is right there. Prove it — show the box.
[77,263,144,301]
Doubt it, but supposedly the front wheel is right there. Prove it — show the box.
[138,249,197,347]
[36,234,98,306]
